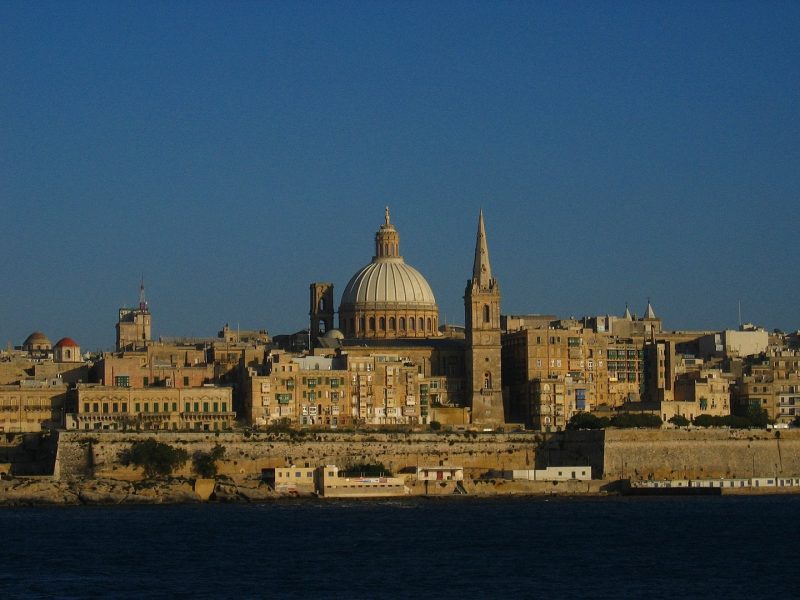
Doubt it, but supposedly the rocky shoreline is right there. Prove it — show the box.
[0,475,610,506]
[0,477,281,507]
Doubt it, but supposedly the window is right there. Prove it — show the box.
[143,377,149,386]
[83,403,89,413]
[369,317,376,331]
[112,403,119,413]
[185,402,190,412]
[114,376,130,387]
[135,403,141,413]
[484,372,492,389]
[194,402,199,412]
[102,403,109,414]
[183,376,189,386]
[172,402,177,412]
[426,318,432,331]
[483,305,490,323]
[379,317,386,331]
[222,402,227,412]
[399,317,406,330]
[213,402,219,412]
[389,317,395,330]
[203,402,209,412]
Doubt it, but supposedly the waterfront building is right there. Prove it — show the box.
[0,379,68,433]
[68,384,234,431]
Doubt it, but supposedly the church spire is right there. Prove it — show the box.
[644,298,656,320]
[138,276,148,312]
[472,209,493,288]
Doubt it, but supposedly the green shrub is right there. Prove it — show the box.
[668,415,690,427]
[192,444,225,478]
[566,412,609,430]
[429,421,442,431]
[119,439,188,479]
[341,462,393,477]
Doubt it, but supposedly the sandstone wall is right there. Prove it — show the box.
[555,429,800,481]
[55,431,538,482]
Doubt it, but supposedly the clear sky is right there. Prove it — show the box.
[1,1,798,350]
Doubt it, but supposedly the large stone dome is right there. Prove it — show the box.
[23,331,52,352]
[340,258,437,308]
[338,208,439,339]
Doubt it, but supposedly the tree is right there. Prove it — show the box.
[429,420,442,431]
[341,462,393,477]
[668,415,690,427]
[119,439,188,479]
[566,412,609,430]
[192,444,226,478]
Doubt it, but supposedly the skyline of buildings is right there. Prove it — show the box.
[2,208,798,436]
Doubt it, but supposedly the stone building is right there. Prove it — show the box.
[464,210,504,426]
[68,384,234,431]
[732,350,800,424]
[116,279,152,351]
[297,208,501,428]
[0,379,68,432]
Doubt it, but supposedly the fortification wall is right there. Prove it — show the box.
[54,431,538,482]
[556,429,800,480]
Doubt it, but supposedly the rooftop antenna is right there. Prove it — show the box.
[738,300,742,330]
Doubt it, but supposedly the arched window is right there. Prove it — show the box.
[483,304,490,323]
[426,317,432,331]
[419,318,424,331]
[65,349,71,359]
[399,317,406,331]
[349,318,355,334]
[389,317,396,330]
[379,317,386,331]
[319,319,327,334]
[410,318,416,331]
[484,372,492,389]
[369,317,375,332]
[360,317,366,333]
[319,297,325,311]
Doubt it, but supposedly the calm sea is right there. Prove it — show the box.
[1,495,796,599]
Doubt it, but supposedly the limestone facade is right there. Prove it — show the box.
[0,381,68,433]
[68,385,234,431]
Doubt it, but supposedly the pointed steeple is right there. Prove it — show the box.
[644,298,656,320]
[623,303,632,321]
[472,209,493,288]
[138,276,149,312]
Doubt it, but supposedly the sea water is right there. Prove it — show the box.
[1,495,797,599]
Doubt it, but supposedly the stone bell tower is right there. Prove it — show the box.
[464,210,504,426]
[310,282,335,341]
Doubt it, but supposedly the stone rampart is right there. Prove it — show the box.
[54,431,538,482]
[554,428,800,481]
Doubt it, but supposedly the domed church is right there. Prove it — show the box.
[336,207,440,339]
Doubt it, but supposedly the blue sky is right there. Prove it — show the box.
[1,1,798,350]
